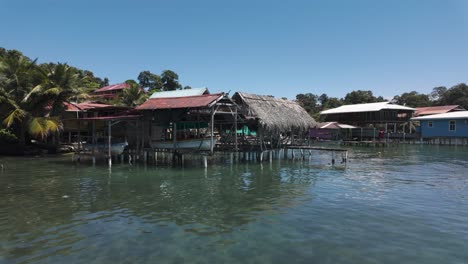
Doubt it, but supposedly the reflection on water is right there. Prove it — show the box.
[1,145,468,263]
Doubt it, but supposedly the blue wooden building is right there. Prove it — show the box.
[412,111,468,145]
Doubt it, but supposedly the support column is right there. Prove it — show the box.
[234,107,238,151]
[210,108,215,154]
[108,121,112,168]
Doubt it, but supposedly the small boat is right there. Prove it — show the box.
[84,141,128,155]
[151,138,216,151]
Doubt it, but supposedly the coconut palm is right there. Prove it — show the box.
[120,79,148,107]
[0,53,80,143]
[27,63,86,115]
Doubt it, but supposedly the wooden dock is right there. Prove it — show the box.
[341,141,390,147]
[72,144,350,168]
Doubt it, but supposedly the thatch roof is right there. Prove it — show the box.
[233,92,317,134]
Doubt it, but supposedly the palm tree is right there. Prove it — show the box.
[120,79,148,107]
[0,53,80,143]
[27,63,86,115]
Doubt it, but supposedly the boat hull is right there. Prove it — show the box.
[151,138,215,151]
[84,142,128,155]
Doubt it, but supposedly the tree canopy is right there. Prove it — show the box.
[391,91,431,107]
[343,90,385,104]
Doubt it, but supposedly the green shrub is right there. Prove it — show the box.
[0,129,19,144]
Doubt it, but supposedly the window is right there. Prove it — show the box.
[449,120,456,131]
[428,121,433,128]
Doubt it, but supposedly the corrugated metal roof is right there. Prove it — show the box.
[338,124,357,129]
[136,93,223,110]
[76,115,141,121]
[149,88,209,99]
[94,83,130,93]
[65,102,114,111]
[320,102,415,115]
[318,122,357,129]
[414,105,465,117]
[411,111,468,120]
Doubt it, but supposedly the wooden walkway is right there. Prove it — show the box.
[341,141,389,147]
[287,146,348,152]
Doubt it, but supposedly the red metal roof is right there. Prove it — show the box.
[136,93,224,110]
[94,83,130,93]
[65,102,115,111]
[414,105,465,117]
[76,115,142,121]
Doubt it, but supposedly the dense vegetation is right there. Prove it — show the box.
[296,85,468,120]
[1,46,467,144]
[0,47,190,144]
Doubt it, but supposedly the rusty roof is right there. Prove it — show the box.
[414,105,465,117]
[136,93,224,110]
[94,83,130,93]
[65,102,126,111]
[75,115,142,121]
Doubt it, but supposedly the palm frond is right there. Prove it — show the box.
[28,117,62,139]
[3,108,27,127]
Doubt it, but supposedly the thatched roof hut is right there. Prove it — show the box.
[232,92,317,135]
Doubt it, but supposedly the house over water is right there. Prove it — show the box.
[232,92,317,147]
[320,102,415,132]
[93,83,131,100]
[411,111,468,145]
[62,102,130,143]
[136,89,237,153]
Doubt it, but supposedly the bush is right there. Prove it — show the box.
[0,129,19,144]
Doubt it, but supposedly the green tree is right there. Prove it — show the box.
[438,83,468,109]
[32,63,86,114]
[429,86,447,104]
[100,77,109,87]
[323,97,343,110]
[317,93,343,110]
[120,80,148,107]
[392,91,431,107]
[0,50,63,142]
[344,90,385,104]
[296,93,318,114]
[138,70,163,93]
[161,70,182,91]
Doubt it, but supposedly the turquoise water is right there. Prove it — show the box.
[0,145,467,263]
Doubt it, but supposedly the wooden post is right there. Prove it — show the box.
[108,121,112,168]
[77,119,81,154]
[210,108,215,154]
[234,107,238,151]
[92,120,96,165]
[173,122,177,150]
[203,155,208,168]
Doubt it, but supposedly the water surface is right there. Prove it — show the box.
[1,145,467,263]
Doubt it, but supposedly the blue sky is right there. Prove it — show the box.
[1,0,468,99]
